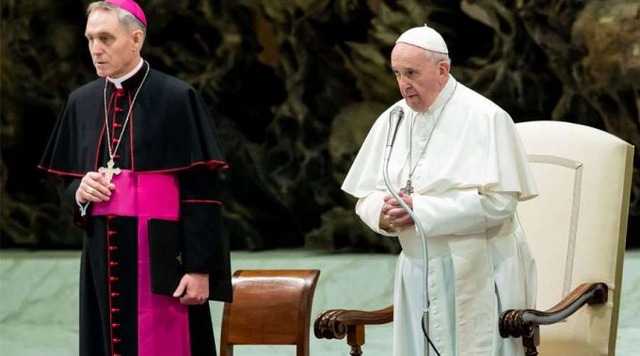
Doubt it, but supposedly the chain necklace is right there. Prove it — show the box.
[401,82,457,194]
[99,62,150,183]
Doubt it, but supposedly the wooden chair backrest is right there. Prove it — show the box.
[220,269,321,356]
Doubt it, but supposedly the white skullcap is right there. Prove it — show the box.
[395,24,448,54]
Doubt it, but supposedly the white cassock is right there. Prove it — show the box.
[342,75,538,355]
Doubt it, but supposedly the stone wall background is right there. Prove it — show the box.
[2,0,638,251]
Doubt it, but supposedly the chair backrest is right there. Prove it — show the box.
[515,120,634,355]
[219,269,321,356]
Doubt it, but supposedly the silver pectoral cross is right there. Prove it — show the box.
[98,158,121,183]
[400,179,414,195]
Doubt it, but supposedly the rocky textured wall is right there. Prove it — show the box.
[2,0,638,251]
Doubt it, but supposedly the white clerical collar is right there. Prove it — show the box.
[107,58,144,89]
[425,74,457,114]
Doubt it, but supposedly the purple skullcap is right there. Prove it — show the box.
[105,0,147,27]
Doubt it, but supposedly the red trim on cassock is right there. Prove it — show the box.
[37,166,85,178]
[106,216,118,355]
[37,160,227,177]
[181,200,222,205]
[139,160,229,173]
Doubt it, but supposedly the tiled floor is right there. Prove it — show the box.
[1,249,638,355]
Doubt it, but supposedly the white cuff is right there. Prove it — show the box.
[76,199,90,217]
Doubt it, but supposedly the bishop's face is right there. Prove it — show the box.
[85,9,143,79]
[391,43,449,112]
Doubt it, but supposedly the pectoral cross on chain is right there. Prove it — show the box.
[400,179,414,195]
[98,159,121,184]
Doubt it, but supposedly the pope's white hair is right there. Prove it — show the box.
[424,49,450,65]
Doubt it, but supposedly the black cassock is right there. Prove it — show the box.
[40,62,231,356]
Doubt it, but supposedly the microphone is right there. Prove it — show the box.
[384,106,404,162]
[386,105,405,147]
[381,105,439,354]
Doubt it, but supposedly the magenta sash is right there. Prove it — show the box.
[91,170,180,218]
[91,170,191,356]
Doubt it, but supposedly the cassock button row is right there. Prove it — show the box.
[112,323,120,329]
[113,122,123,128]
[113,338,122,343]
[108,230,117,237]
[109,276,119,282]
[116,88,124,97]
[111,138,119,144]
[107,215,116,221]
[109,261,119,267]
[111,292,120,297]
[109,245,119,251]
[111,308,120,313]
[114,106,123,113]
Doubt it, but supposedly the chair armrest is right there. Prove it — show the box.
[314,305,393,355]
[499,282,608,354]
[314,305,394,340]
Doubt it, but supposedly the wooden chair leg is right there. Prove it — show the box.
[346,325,364,356]
[523,325,539,356]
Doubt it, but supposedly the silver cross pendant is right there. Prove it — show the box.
[400,179,414,195]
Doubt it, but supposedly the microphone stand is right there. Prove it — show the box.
[383,111,436,356]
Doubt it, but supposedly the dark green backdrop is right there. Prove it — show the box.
[2,0,638,251]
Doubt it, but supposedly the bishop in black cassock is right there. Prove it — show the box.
[39,1,231,355]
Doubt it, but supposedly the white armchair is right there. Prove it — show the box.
[500,120,634,355]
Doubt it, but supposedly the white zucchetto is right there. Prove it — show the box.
[395,24,449,54]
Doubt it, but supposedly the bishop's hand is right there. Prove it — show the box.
[76,171,114,204]
[174,273,209,305]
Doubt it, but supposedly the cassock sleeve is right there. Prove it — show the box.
[58,177,89,227]
[178,168,232,302]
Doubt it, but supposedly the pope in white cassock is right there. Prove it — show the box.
[341,25,539,355]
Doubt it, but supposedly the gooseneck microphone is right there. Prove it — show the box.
[381,105,440,355]
[385,105,405,155]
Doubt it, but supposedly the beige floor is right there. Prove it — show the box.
[1,249,638,355]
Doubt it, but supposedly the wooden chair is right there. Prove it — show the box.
[220,269,320,356]
[314,121,634,355]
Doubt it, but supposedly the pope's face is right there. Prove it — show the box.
[391,43,449,112]
[85,9,142,79]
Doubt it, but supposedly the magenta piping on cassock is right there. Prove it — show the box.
[182,199,222,205]
[37,159,227,178]
[139,160,229,173]
[37,166,85,178]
